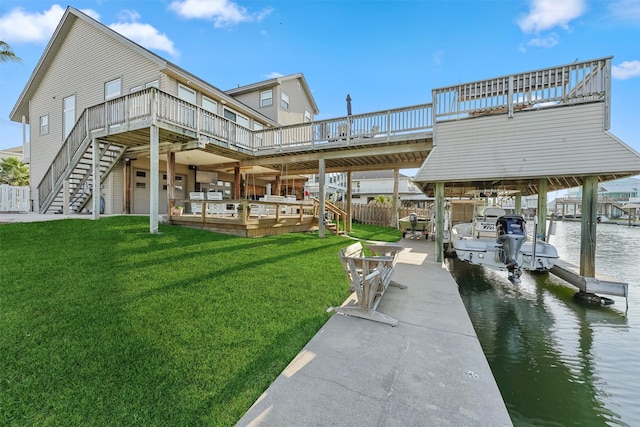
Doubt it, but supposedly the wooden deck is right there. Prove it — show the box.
[168,199,319,237]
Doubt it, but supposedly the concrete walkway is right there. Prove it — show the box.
[237,238,512,426]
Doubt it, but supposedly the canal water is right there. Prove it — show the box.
[446,220,640,426]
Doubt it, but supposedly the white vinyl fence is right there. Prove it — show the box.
[0,185,30,212]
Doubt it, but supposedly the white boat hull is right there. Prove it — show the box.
[453,226,559,273]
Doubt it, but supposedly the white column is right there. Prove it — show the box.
[435,182,445,263]
[92,138,100,220]
[392,168,399,228]
[149,124,159,234]
[318,158,325,238]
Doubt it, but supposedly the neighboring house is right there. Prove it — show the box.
[350,170,428,207]
[226,74,318,127]
[9,6,318,215]
[0,146,24,162]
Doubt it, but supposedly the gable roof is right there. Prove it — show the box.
[10,6,277,126]
[225,73,319,115]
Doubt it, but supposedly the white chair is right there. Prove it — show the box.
[364,124,379,138]
[190,192,204,215]
[206,192,224,216]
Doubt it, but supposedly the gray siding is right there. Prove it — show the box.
[29,17,163,194]
[415,103,640,183]
[232,89,279,123]
[278,79,313,126]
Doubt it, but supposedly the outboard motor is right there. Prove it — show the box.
[496,215,527,283]
[409,213,418,238]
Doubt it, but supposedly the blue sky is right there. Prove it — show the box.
[1,0,639,159]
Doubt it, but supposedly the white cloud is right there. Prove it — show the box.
[0,5,65,43]
[265,72,283,79]
[526,33,559,48]
[608,0,640,22]
[518,0,586,33]
[612,60,640,80]
[109,21,178,57]
[117,9,141,22]
[169,0,272,28]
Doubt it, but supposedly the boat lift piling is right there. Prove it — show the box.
[549,176,629,308]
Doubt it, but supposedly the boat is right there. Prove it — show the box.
[451,195,559,284]
[399,213,430,239]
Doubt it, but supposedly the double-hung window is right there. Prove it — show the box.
[281,92,290,110]
[39,115,49,135]
[260,90,272,107]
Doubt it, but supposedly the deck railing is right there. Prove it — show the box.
[37,57,612,208]
[432,57,611,126]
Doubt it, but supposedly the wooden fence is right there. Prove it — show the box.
[337,203,431,227]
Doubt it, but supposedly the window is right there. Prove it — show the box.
[130,85,143,93]
[281,92,290,110]
[178,84,196,103]
[202,96,217,114]
[223,108,249,127]
[39,115,49,135]
[146,80,159,88]
[260,90,272,107]
[105,78,122,100]
[177,84,196,126]
[62,94,75,140]
[304,109,311,123]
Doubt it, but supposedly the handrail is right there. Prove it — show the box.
[432,57,611,123]
[314,197,348,235]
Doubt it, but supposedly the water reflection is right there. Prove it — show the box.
[447,226,634,427]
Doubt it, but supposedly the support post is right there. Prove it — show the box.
[318,158,326,238]
[346,171,352,232]
[234,166,241,199]
[514,192,522,215]
[392,168,399,228]
[149,125,159,233]
[167,151,176,212]
[580,176,598,277]
[435,182,445,263]
[92,138,100,220]
[63,179,70,215]
[537,179,547,240]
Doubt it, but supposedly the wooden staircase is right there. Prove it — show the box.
[314,198,348,235]
[37,110,126,214]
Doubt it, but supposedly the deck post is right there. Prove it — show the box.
[392,168,399,228]
[435,182,445,262]
[234,166,241,199]
[514,192,522,215]
[167,151,175,211]
[580,176,598,277]
[537,179,548,240]
[63,179,70,215]
[149,124,159,234]
[318,158,326,238]
[92,137,100,220]
[346,171,352,232]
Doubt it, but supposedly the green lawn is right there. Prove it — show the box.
[0,216,401,426]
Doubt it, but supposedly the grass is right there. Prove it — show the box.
[0,216,401,426]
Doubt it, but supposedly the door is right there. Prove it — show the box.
[132,169,186,214]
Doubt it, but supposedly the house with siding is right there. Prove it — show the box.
[9,6,640,240]
[9,6,317,216]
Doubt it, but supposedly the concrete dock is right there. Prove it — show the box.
[237,239,512,426]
